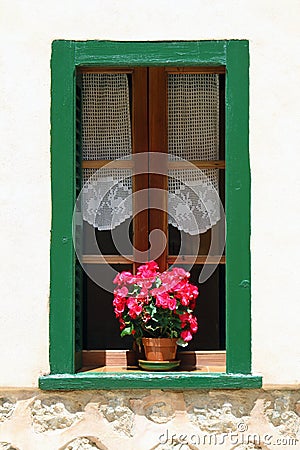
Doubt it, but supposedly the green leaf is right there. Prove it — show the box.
[121,326,133,337]
[145,323,160,332]
[155,277,162,287]
[145,304,157,315]
[176,338,188,347]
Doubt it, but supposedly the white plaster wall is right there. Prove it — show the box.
[0,0,299,386]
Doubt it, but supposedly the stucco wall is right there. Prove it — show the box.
[0,0,299,387]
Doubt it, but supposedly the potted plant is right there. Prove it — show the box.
[113,261,199,364]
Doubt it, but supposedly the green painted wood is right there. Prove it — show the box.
[50,40,76,373]
[39,373,262,390]
[74,40,227,66]
[48,40,254,388]
[225,40,251,374]
[74,78,83,371]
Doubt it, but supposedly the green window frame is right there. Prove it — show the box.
[39,40,262,390]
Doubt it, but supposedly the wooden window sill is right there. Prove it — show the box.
[40,349,261,390]
[79,365,226,373]
[80,349,226,369]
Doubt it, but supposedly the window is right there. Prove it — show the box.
[40,40,262,389]
[77,66,225,367]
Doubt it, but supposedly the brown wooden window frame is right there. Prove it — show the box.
[78,65,226,373]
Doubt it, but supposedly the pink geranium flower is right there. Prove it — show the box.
[127,297,143,319]
[155,292,171,309]
[113,271,136,285]
[181,330,193,342]
[180,313,198,334]
[167,296,177,311]
[112,262,199,347]
[118,317,126,330]
[136,261,159,281]
[113,296,126,316]
[114,286,128,298]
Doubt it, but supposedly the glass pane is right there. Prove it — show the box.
[168,73,219,161]
[79,73,134,247]
[83,219,133,256]
[167,73,223,238]
[81,73,132,160]
[168,224,211,256]
[83,264,134,350]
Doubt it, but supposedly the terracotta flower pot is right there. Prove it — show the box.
[142,337,177,361]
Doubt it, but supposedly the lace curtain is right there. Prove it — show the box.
[81,73,220,235]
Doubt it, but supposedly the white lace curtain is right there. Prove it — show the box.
[81,73,220,235]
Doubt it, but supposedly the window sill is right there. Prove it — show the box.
[39,372,262,390]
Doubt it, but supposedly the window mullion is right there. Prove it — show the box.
[132,67,149,273]
[148,67,168,271]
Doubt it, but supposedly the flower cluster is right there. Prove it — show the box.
[113,261,199,346]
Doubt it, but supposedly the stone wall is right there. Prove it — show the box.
[0,389,299,450]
